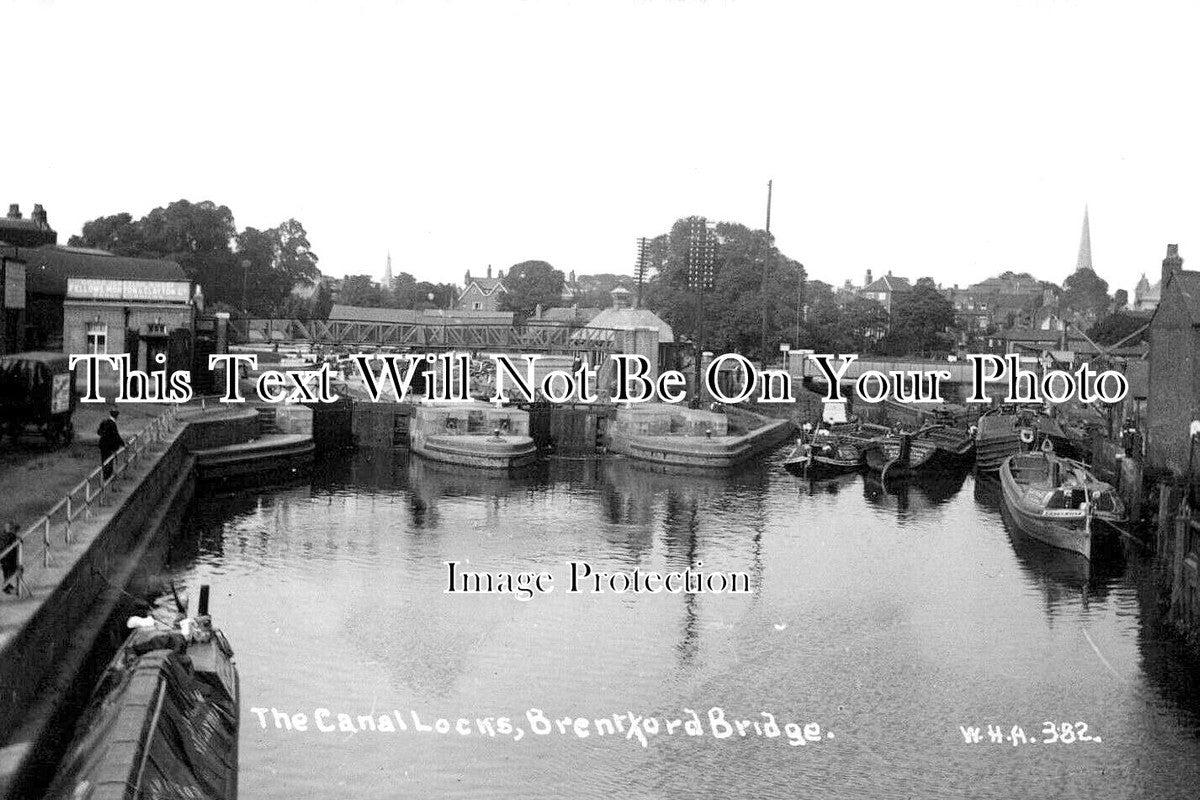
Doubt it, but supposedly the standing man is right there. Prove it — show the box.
[97,408,124,479]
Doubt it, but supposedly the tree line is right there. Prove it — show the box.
[70,200,325,318]
[70,203,1141,354]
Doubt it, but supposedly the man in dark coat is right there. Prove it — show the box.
[97,408,124,479]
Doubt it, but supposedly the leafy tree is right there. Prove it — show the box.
[341,274,384,307]
[67,213,144,255]
[889,277,957,357]
[842,297,891,352]
[640,217,805,361]
[572,273,635,308]
[1061,268,1111,321]
[499,261,565,318]
[1089,312,1149,347]
[1113,288,1128,311]
[70,201,322,314]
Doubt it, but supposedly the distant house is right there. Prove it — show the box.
[1145,244,1200,475]
[1134,272,1162,312]
[458,266,507,312]
[0,203,57,249]
[858,270,911,315]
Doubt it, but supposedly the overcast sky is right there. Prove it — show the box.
[6,0,1199,296]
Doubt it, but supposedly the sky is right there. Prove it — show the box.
[5,0,1200,297]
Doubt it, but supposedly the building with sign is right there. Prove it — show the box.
[0,246,26,355]
[21,245,195,372]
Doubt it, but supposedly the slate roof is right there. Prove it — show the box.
[1163,271,1200,325]
[584,307,675,343]
[862,274,912,293]
[21,245,187,295]
[460,277,506,296]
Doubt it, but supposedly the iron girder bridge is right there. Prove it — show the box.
[227,317,620,357]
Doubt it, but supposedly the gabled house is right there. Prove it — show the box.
[458,266,507,312]
[858,270,911,315]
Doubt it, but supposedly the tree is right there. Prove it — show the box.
[888,277,957,357]
[340,275,384,307]
[1089,312,1149,347]
[70,201,323,314]
[1061,268,1111,321]
[640,217,806,361]
[842,297,891,353]
[1113,288,1128,311]
[67,213,144,255]
[499,261,565,318]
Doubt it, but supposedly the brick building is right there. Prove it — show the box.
[22,245,196,373]
[0,203,57,354]
[1145,244,1200,475]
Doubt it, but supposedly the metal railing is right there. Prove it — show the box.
[0,404,190,599]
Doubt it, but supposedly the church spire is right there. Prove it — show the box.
[1075,206,1093,272]
[383,251,393,288]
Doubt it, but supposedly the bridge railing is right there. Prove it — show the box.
[227,318,621,354]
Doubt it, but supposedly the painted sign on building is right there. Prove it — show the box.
[66,278,190,303]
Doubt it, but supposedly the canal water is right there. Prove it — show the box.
[156,449,1200,799]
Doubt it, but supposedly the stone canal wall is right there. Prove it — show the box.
[0,407,261,799]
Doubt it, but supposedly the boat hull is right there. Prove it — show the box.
[999,457,1092,559]
[863,437,937,476]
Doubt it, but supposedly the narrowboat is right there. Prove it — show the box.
[998,452,1125,559]
[783,428,866,477]
[862,430,938,478]
[974,407,1073,472]
[43,586,239,800]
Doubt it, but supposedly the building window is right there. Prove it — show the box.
[147,320,166,334]
[87,322,107,354]
[472,302,482,310]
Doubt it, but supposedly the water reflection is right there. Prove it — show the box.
[860,466,970,519]
[154,449,1200,800]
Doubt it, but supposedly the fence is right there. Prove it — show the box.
[0,399,226,600]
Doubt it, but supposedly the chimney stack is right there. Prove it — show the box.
[31,204,47,227]
[7,204,20,220]
[865,269,873,287]
[487,264,493,279]
[1162,244,1183,291]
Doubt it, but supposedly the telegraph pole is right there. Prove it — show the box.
[760,180,773,366]
[766,179,772,233]
[688,218,716,407]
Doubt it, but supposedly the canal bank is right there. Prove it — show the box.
[167,448,1200,800]
[0,404,295,800]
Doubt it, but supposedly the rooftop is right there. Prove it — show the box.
[21,245,186,295]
